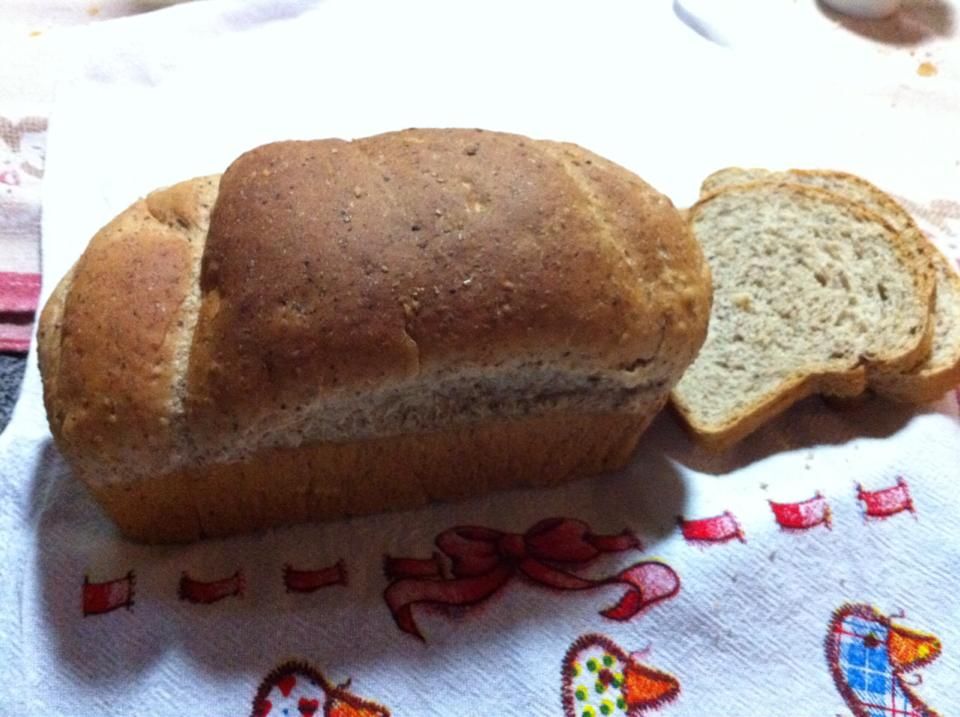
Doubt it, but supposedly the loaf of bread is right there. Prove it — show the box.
[38,129,711,543]
[671,182,935,448]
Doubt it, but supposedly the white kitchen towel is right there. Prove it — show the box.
[2,1,959,715]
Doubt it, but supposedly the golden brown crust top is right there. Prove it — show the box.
[186,129,710,432]
[40,198,193,467]
[541,141,712,382]
[38,176,219,473]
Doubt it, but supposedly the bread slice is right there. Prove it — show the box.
[671,182,934,447]
[701,168,960,402]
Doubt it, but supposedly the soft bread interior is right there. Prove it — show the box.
[672,182,932,446]
[700,167,959,402]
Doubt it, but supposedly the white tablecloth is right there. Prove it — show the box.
[1,2,958,715]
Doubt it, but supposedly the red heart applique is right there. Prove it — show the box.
[250,661,392,717]
[298,697,320,715]
[278,674,297,697]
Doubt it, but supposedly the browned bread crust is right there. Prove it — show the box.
[38,129,711,542]
[89,411,658,543]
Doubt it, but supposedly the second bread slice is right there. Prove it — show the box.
[671,182,934,447]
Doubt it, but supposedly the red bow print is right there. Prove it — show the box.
[383,517,680,641]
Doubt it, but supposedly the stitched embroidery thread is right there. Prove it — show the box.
[826,603,942,717]
[678,511,745,544]
[769,492,832,531]
[251,660,390,717]
[74,479,923,617]
[82,570,135,616]
[179,569,245,604]
[383,517,680,641]
[284,560,348,593]
[857,478,915,519]
[562,634,680,716]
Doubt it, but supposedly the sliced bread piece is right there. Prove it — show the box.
[874,256,960,401]
[672,182,934,447]
[701,168,960,402]
[700,167,776,196]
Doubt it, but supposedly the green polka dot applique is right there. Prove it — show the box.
[562,633,681,717]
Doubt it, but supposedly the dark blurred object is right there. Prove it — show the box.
[818,0,955,45]
[0,271,40,432]
[820,0,901,20]
[0,353,26,432]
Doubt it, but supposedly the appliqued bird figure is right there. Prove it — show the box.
[826,604,942,717]
[563,634,680,716]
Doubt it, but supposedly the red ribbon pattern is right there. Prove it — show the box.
[284,561,348,593]
[769,493,832,530]
[179,570,245,604]
[82,571,135,616]
[679,511,745,544]
[383,517,680,641]
[857,478,914,518]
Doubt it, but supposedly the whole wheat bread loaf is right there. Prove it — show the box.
[701,167,960,402]
[38,129,712,542]
[671,182,934,447]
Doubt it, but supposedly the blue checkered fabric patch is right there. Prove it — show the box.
[835,614,921,716]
